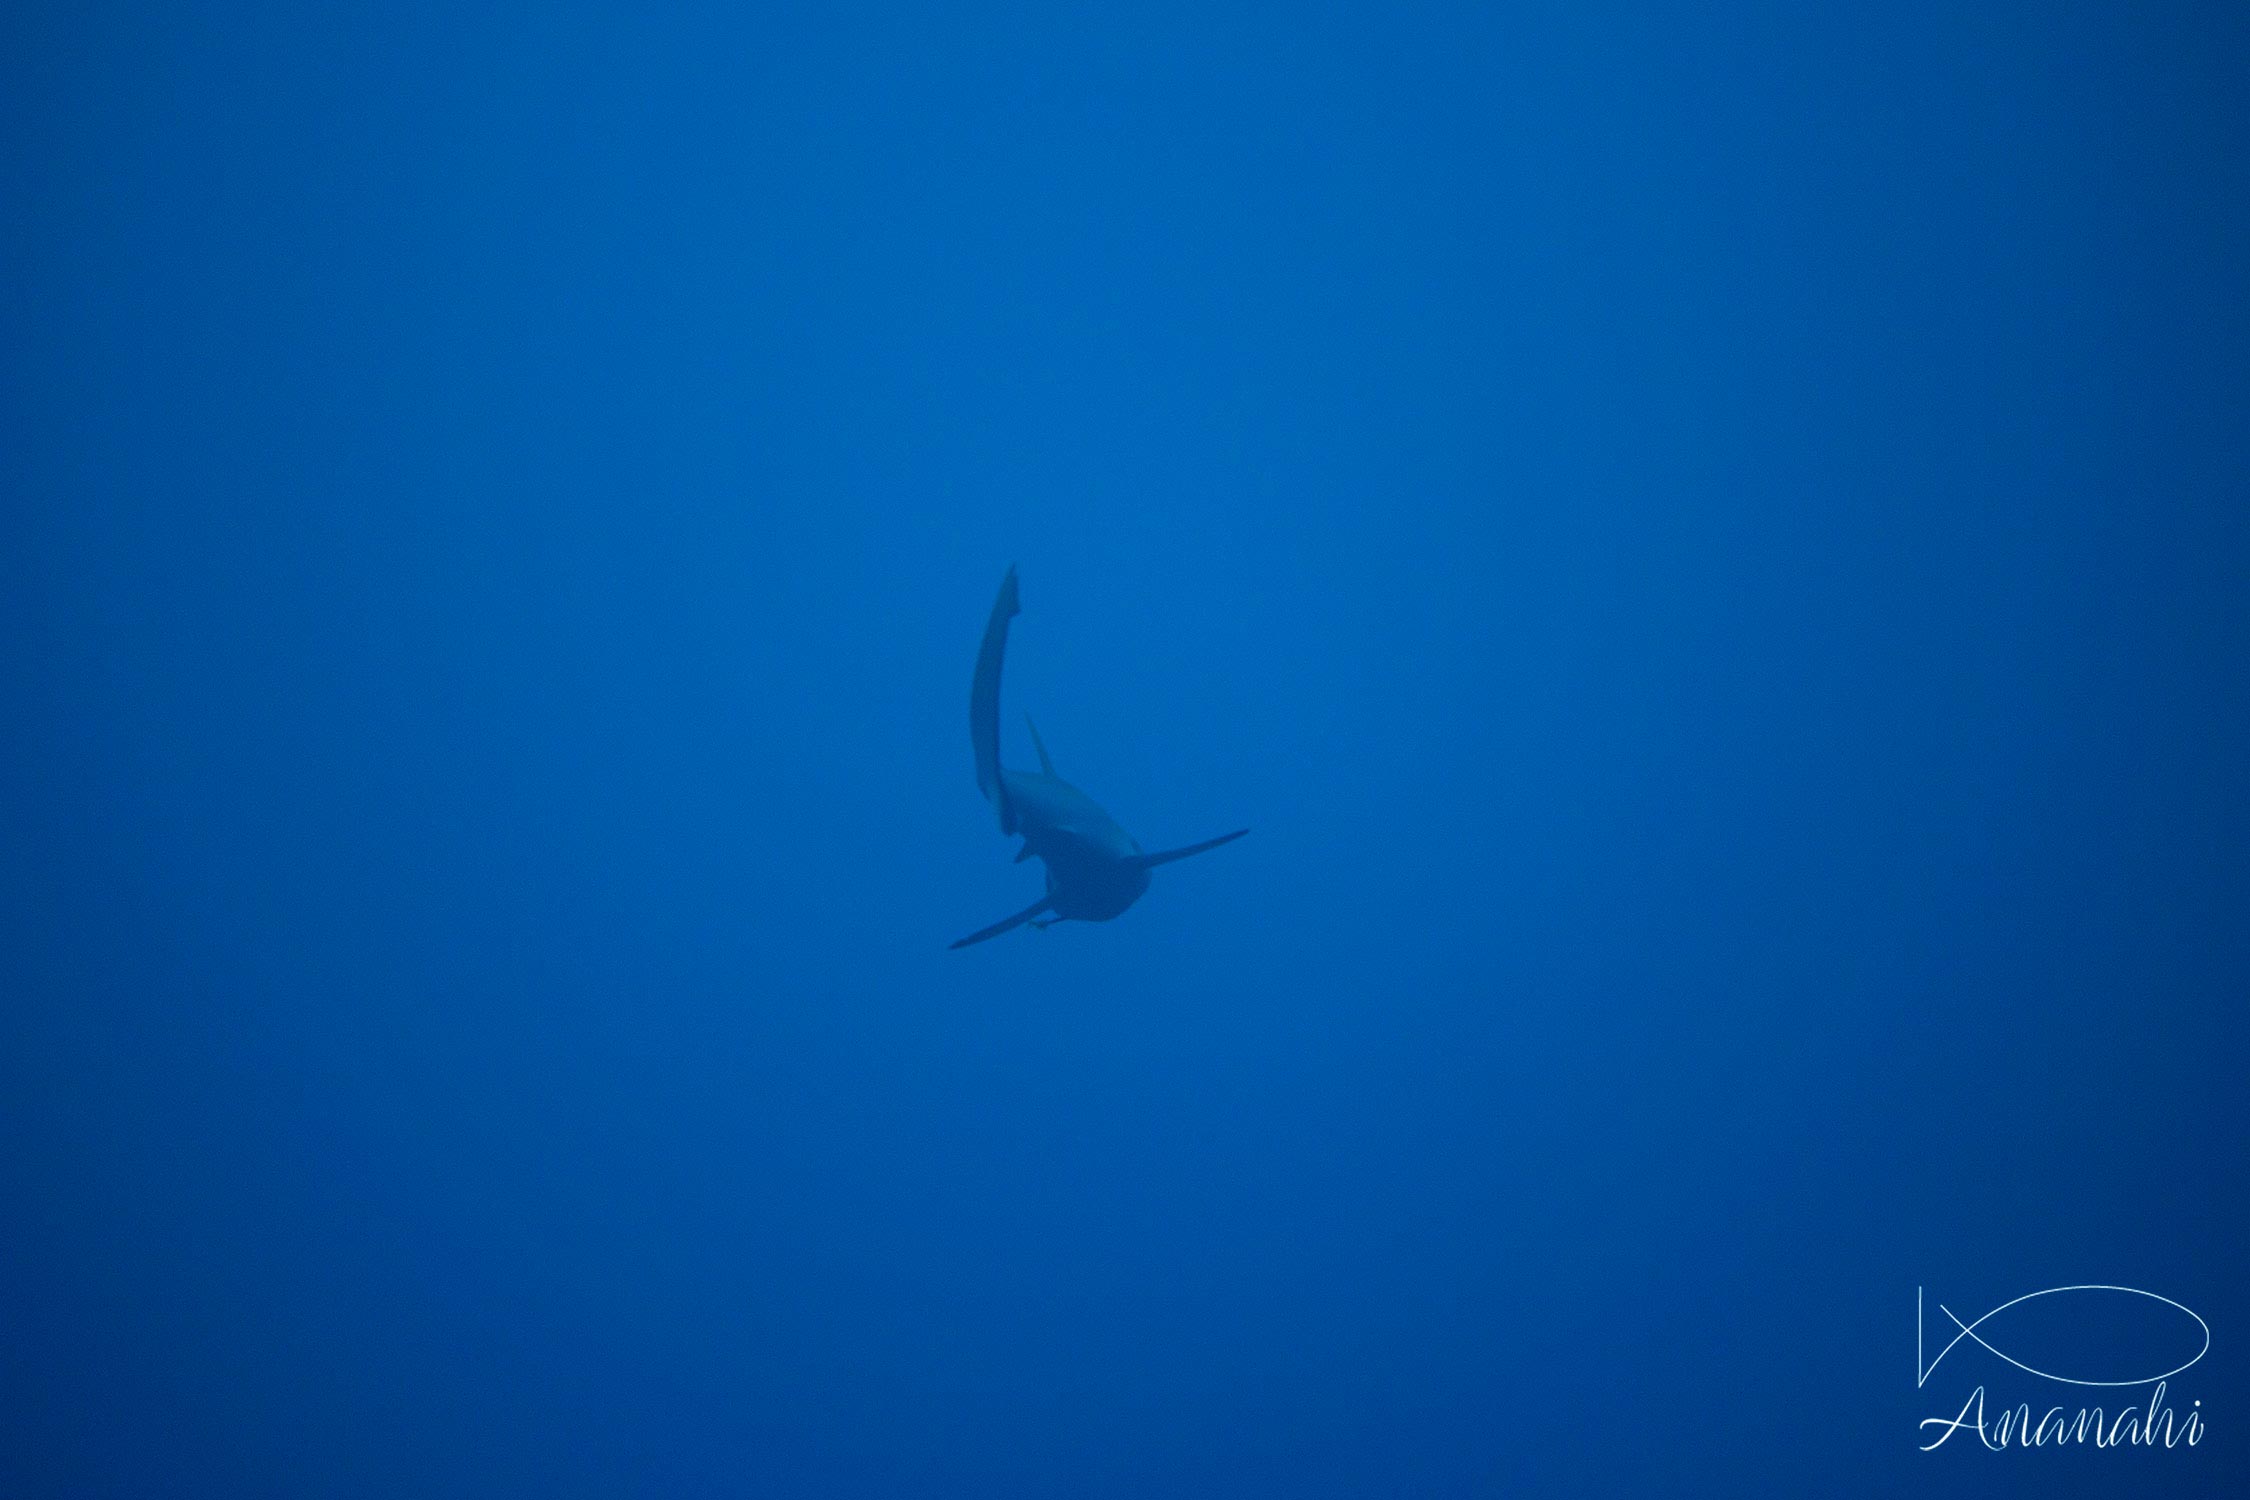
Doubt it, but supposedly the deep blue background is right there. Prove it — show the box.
[6,3,2246,1494]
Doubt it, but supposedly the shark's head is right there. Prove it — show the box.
[1048,853,1150,922]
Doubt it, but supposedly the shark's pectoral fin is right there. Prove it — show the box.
[948,894,1053,950]
[1130,828,1250,869]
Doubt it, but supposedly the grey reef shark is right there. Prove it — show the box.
[949,566,1248,950]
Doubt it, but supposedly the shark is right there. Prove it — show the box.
[949,565,1248,949]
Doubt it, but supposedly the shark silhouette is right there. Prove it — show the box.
[949,565,1248,949]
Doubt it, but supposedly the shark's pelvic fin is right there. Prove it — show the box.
[969,565,1020,834]
[1130,828,1250,869]
[1024,712,1055,776]
[948,894,1052,950]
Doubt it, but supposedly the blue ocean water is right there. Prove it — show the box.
[6,4,2245,1495]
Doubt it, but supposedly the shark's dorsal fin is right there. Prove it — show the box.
[1024,713,1055,775]
[1130,828,1250,869]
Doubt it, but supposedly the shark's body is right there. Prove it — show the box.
[950,566,1247,949]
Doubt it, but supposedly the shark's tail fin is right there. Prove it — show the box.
[970,565,1020,833]
[1130,828,1250,869]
